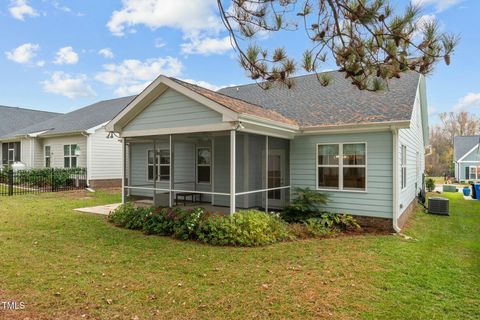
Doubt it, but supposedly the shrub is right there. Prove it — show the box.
[281,187,328,223]
[142,207,177,236]
[108,203,148,230]
[425,178,435,192]
[197,210,290,246]
[305,213,360,237]
[173,208,207,240]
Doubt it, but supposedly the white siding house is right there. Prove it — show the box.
[0,97,135,187]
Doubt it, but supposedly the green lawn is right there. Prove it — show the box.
[0,191,479,319]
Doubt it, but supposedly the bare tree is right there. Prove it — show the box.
[217,0,459,90]
[439,112,480,147]
[426,112,480,176]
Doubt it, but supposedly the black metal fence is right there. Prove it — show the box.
[0,168,87,196]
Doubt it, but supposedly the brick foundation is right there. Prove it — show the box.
[89,179,122,188]
[397,199,417,229]
[354,216,394,233]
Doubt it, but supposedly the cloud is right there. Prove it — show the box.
[113,82,151,96]
[107,0,221,37]
[5,43,39,64]
[41,72,96,98]
[180,79,223,91]
[53,46,79,65]
[95,56,183,96]
[453,93,480,112]
[154,38,166,48]
[98,48,114,59]
[428,106,438,116]
[412,0,463,12]
[9,0,38,20]
[181,36,232,55]
[50,0,84,16]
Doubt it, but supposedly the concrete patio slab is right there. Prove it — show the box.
[74,203,121,216]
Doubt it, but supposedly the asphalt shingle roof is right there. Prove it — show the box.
[2,96,136,139]
[218,71,421,127]
[454,135,480,161]
[0,105,60,138]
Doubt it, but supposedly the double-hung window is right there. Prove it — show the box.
[469,166,477,180]
[317,143,366,191]
[401,145,407,189]
[64,144,78,168]
[147,149,170,181]
[45,146,51,168]
[197,147,211,184]
[343,144,366,190]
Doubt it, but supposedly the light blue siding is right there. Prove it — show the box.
[461,147,479,162]
[124,88,223,132]
[459,162,480,181]
[290,132,393,218]
[398,92,425,217]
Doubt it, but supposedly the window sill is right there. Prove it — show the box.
[316,188,368,193]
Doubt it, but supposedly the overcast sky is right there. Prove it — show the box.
[0,0,478,123]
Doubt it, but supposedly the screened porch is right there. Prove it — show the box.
[121,130,291,213]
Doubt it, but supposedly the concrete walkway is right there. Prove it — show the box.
[74,203,121,216]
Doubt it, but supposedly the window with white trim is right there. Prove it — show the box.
[317,143,366,191]
[147,149,170,181]
[401,145,407,189]
[469,166,477,180]
[64,144,78,168]
[197,147,211,184]
[45,146,51,168]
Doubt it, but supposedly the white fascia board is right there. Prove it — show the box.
[27,130,50,138]
[457,144,479,162]
[86,122,109,134]
[300,120,410,135]
[238,114,299,132]
[238,122,296,140]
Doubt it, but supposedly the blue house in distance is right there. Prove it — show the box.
[454,135,480,182]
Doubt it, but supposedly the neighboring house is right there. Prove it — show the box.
[106,71,428,231]
[453,135,480,181]
[0,96,135,187]
[0,105,60,166]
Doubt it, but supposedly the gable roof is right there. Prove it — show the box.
[170,78,297,125]
[218,71,421,127]
[454,135,480,161]
[2,96,136,139]
[0,105,60,138]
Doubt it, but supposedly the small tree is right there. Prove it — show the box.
[217,0,459,90]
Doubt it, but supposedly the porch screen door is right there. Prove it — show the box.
[266,150,285,208]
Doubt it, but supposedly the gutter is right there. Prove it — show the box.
[302,120,411,134]
[391,126,401,233]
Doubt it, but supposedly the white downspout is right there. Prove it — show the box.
[391,127,401,232]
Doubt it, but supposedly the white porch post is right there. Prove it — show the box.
[265,135,269,213]
[169,134,173,208]
[153,139,157,204]
[230,130,236,214]
[121,138,126,204]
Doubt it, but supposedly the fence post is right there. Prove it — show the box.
[51,168,55,192]
[8,170,13,196]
